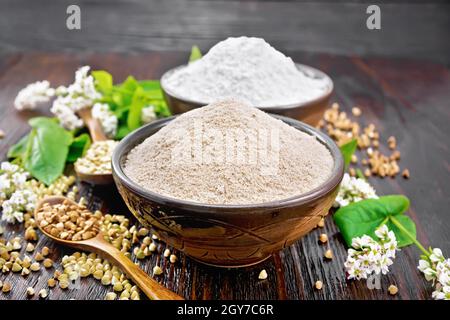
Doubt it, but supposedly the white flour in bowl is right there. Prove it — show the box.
[124,99,334,205]
[163,37,329,107]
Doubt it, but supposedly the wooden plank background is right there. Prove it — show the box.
[0,51,449,300]
[0,0,449,65]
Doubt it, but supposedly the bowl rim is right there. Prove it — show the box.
[112,114,344,212]
[160,63,334,110]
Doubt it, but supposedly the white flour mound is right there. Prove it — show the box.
[124,100,334,205]
[164,37,329,107]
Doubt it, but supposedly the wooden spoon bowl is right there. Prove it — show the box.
[75,108,114,185]
[34,195,184,300]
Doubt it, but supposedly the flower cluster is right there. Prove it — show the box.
[418,248,450,300]
[50,66,101,130]
[0,162,36,223]
[1,189,37,223]
[92,103,118,138]
[344,224,397,280]
[141,105,157,124]
[334,173,378,207]
[14,80,55,110]
[50,98,84,130]
[0,162,28,203]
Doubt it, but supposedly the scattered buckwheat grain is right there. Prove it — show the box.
[402,169,410,179]
[317,218,325,228]
[258,269,268,280]
[38,288,48,299]
[315,280,323,290]
[153,265,163,276]
[26,287,35,296]
[388,284,398,295]
[319,234,328,244]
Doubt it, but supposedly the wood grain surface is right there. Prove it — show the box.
[0,52,449,300]
[0,0,449,65]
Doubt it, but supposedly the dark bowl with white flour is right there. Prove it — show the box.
[112,114,344,268]
[161,63,333,126]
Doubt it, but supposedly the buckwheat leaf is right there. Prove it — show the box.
[334,195,412,247]
[139,80,162,93]
[24,117,73,185]
[127,87,146,132]
[67,133,91,162]
[339,139,357,169]
[116,124,130,139]
[385,214,416,247]
[189,45,202,62]
[334,199,387,245]
[7,133,29,159]
[92,70,113,93]
[120,76,139,92]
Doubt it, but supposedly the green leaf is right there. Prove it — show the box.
[189,45,202,62]
[333,195,414,248]
[339,139,357,169]
[67,133,91,163]
[92,70,113,93]
[152,99,171,117]
[127,87,146,132]
[24,117,73,185]
[114,106,129,120]
[116,125,130,139]
[90,70,170,137]
[139,80,162,91]
[120,76,139,92]
[7,133,29,159]
[386,215,416,247]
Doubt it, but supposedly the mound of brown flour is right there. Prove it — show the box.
[124,100,333,205]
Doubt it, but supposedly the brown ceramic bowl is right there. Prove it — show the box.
[112,115,344,268]
[160,63,333,126]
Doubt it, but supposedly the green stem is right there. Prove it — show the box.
[356,169,366,181]
[390,216,429,256]
[377,217,389,229]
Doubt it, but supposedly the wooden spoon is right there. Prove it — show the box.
[34,195,184,300]
[75,108,113,185]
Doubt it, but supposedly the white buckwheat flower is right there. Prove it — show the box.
[50,99,84,130]
[1,188,37,223]
[418,248,450,300]
[50,66,102,130]
[141,105,157,124]
[0,162,29,203]
[334,173,377,207]
[344,224,397,280]
[14,80,55,110]
[92,103,118,138]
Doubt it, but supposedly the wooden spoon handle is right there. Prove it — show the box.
[87,237,184,300]
[77,108,108,142]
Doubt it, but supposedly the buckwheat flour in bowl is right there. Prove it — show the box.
[163,37,329,107]
[123,99,334,205]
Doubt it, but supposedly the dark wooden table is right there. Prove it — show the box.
[0,52,449,300]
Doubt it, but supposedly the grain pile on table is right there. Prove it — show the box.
[124,99,334,205]
[318,103,409,178]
